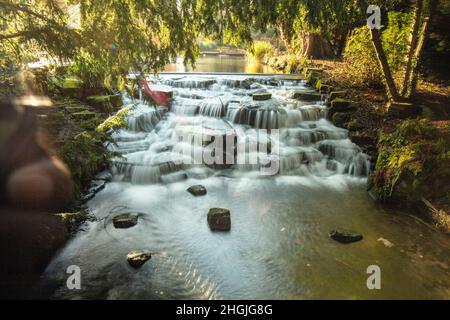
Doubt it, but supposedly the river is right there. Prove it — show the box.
[42,57,450,299]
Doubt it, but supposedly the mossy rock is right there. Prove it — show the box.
[329,91,347,101]
[109,94,123,108]
[253,93,272,101]
[331,112,351,127]
[292,91,322,101]
[305,67,324,74]
[71,111,99,120]
[386,101,421,119]
[319,84,333,94]
[346,119,365,131]
[86,94,123,113]
[60,76,84,99]
[65,106,88,114]
[55,210,95,234]
[305,71,319,87]
[330,98,353,112]
[96,104,132,134]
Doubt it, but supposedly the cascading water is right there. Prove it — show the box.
[43,74,450,300]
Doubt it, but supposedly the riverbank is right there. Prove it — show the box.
[289,59,450,232]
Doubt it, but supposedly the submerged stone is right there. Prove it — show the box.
[187,185,207,196]
[329,229,363,244]
[127,250,152,269]
[207,208,231,231]
[113,213,139,229]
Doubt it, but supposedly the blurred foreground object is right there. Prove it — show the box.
[0,97,74,299]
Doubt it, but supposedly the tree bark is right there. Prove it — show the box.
[407,0,438,98]
[401,0,424,96]
[408,16,431,98]
[370,28,400,102]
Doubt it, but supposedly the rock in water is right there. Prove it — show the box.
[113,213,139,229]
[252,93,272,101]
[329,229,363,244]
[207,208,231,231]
[127,250,151,269]
[377,237,394,248]
[187,185,207,196]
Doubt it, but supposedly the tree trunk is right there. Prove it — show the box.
[300,32,333,59]
[408,16,431,98]
[401,0,424,97]
[370,29,400,102]
[277,23,292,53]
[407,0,437,98]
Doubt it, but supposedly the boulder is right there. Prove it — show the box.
[80,180,106,203]
[329,91,347,101]
[55,210,96,234]
[386,101,421,119]
[71,110,99,120]
[127,250,152,269]
[252,93,272,101]
[207,208,231,231]
[330,98,352,111]
[86,94,123,113]
[292,91,322,101]
[94,170,113,182]
[187,185,207,196]
[314,79,333,94]
[60,76,84,99]
[329,229,363,244]
[113,213,139,229]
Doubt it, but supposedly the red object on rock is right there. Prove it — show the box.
[139,78,172,107]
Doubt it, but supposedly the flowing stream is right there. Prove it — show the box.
[43,73,450,299]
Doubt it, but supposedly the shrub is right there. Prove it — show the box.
[251,41,274,62]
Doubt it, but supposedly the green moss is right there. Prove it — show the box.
[96,104,133,134]
[59,130,113,195]
[62,77,83,89]
[369,119,450,205]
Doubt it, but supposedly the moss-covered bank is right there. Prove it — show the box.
[368,120,450,231]
[300,63,450,232]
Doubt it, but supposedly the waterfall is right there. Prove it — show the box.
[107,74,371,186]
